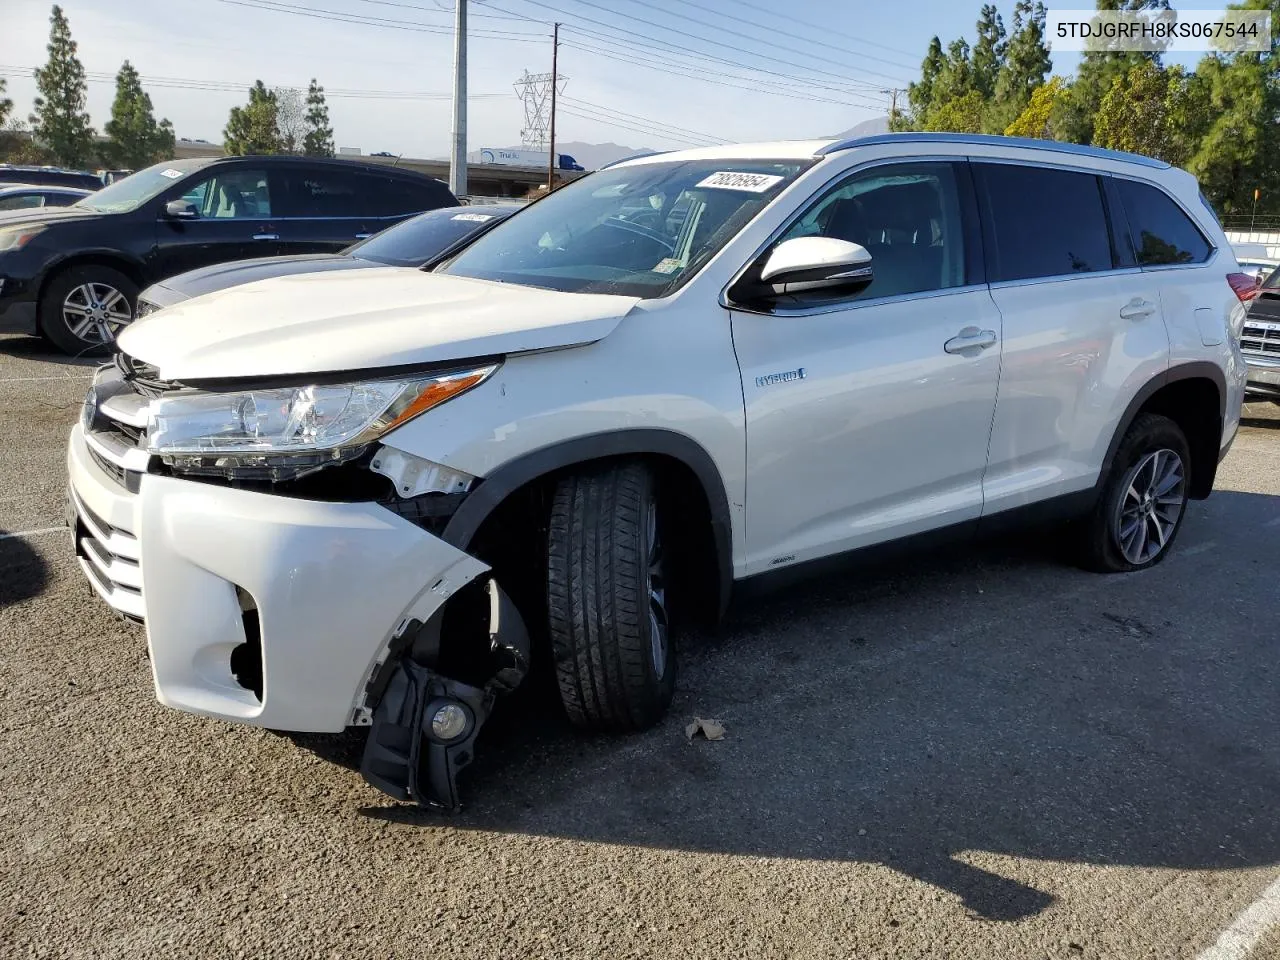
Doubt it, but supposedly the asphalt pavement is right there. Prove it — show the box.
[2,331,1278,959]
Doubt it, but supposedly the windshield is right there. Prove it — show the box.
[438,159,812,297]
[350,206,515,266]
[1263,265,1280,289]
[74,159,210,213]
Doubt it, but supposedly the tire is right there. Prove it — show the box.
[1078,413,1192,573]
[39,265,137,357]
[547,461,676,731]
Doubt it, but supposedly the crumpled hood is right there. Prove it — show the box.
[118,267,639,381]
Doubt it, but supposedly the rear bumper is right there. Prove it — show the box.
[67,422,489,731]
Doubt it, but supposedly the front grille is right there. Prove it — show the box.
[1241,321,1280,358]
[88,445,126,486]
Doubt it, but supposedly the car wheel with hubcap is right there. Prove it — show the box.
[547,461,676,731]
[1079,412,1192,572]
[39,265,137,356]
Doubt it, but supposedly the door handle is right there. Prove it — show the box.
[354,233,372,240]
[252,233,279,241]
[1120,298,1157,320]
[943,327,998,354]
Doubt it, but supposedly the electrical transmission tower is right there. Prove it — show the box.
[513,69,566,150]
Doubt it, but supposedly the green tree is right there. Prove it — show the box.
[103,61,175,168]
[302,79,334,157]
[29,4,95,168]
[1092,62,1211,165]
[971,4,1008,99]
[991,1,1052,132]
[900,36,947,130]
[1186,0,1280,217]
[0,78,12,129]
[924,89,987,132]
[1052,0,1170,145]
[223,80,281,155]
[1004,75,1067,138]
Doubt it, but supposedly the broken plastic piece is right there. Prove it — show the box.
[685,716,725,741]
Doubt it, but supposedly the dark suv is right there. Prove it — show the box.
[0,155,457,354]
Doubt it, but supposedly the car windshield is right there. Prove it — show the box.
[349,206,515,266]
[74,159,210,213]
[438,159,812,297]
[1263,265,1280,289]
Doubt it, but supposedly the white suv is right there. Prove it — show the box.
[67,133,1249,809]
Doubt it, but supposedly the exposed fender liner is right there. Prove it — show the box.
[1095,361,1226,498]
[441,429,735,619]
[360,578,531,811]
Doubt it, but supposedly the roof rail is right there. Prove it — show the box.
[816,132,1170,170]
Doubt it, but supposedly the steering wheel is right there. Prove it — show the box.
[599,216,675,254]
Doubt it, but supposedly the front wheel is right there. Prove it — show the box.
[547,461,675,731]
[39,265,137,356]
[1078,413,1191,572]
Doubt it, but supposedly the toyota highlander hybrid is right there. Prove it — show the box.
[67,133,1249,810]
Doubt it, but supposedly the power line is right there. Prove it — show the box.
[558,100,720,147]
[352,0,542,22]
[509,0,896,92]
[690,0,922,63]
[613,0,915,85]
[478,0,887,107]
[561,96,727,144]
[0,65,509,101]
[559,28,885,108]
[211,0,547,41]
[558,39,880,111]
[557,106,712,148]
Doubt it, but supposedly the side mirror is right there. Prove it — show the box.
[756,236,873,296]
[164,199,199,220]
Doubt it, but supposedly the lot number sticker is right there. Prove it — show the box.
[697,171,784,192]
[159,168,184,179]
[452,212,495,222]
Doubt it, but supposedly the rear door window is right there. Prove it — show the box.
[1114,178,1212,266]
[284,166,365,217]
[975,164,1113,281]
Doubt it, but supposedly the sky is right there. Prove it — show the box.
[0,0,1239,160]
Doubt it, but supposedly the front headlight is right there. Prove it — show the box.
[0,225,46,252]
[145,364,496,477]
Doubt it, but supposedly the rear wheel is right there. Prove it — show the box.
[39,265,136,356]
[1078,413,1191,572]
[547,461,675,731]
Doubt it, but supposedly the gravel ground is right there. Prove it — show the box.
[1,332,1278,959]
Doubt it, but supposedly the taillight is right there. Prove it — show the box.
[1227,272,1259,302]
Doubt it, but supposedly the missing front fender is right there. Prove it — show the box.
[359,578,530,811]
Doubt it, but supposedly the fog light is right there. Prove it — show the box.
[430,702,468,741]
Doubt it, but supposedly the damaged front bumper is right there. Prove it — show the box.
[67,421,528,809]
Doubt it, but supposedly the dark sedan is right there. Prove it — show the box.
[0,155,456,355]
[136,203,522,317]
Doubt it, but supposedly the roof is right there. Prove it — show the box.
[613,133,1171,172]
[206,154,449,181]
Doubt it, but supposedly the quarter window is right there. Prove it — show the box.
[976,164,1113,281]
[1115,178,1211,266]
[775,161,967,301]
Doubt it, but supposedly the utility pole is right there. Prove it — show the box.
[449,0,467,197]
[547,22,560,194]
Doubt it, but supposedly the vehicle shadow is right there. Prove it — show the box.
[0,531,50,607]
[349,491,1280,923]
[1241,401,1280,429]
[0,332,103,368]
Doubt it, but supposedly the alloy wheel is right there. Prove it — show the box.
[62,282,132,344]
[645,498,669,677]
[1113,448,1186,565]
